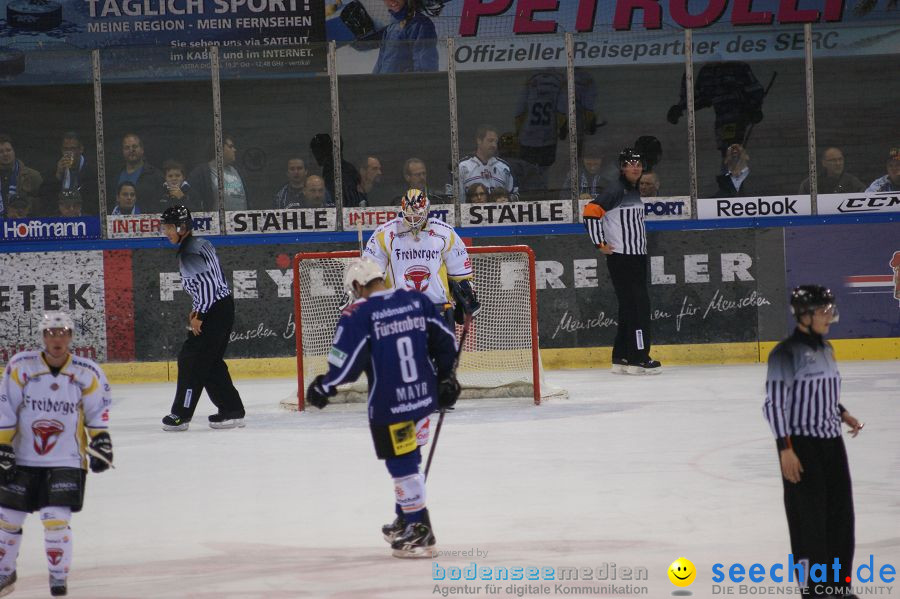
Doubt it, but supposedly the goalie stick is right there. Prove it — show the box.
[424,312,471,480]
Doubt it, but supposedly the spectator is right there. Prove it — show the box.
[57,190,83,217]
[458,125,515,200]
[188,134,248,211]
[372,0,438,75]
[489,188,511,203]
[301,175,332,208]
[799,147,865,195]
[559,137,615,201]
[465,183,490,204]
[159,160,193,212]
[397,158,449,205]
[113,133,163,209]
[0,134,42,219]
[865,147,900,193]
[111,181,140,215]
[515,71,566,190]
[358,156,388,206]
[713,144,752,197]
[668,60,766,156]
[498,133,542,199]
[273,157,309,209]
[40,131,98,216]
[309,133,364,207]
[639,172,660,198]
[4,194,29,219]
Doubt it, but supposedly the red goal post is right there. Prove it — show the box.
[290,245,556,411]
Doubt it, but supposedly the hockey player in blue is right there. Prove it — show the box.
[306,258,460,558]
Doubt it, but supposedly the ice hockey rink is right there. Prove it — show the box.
[6,361,899,598]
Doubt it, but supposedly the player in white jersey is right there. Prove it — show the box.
[0,311,113,597]
[458,125,516,200]
[364,189,480,325]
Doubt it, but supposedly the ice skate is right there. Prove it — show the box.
[0,571,16,597]
[391,521,436,558]
[162,414,190,431]
[382,515,406,543]
[611,358,629,374]
[49,574,67,596]
[208,410,245,430]
[626,360,662,375]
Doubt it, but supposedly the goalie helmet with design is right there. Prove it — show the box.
[39,310,75,342]
[400,188,430,235]
[343,258,385,301]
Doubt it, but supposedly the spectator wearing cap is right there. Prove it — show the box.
[0,133,42,219]
[865,147,900,193]
[58,190,83,217]
[798,147,865,195]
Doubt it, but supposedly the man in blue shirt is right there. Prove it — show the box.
[307,258,459,558]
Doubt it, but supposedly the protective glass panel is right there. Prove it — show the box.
[0,47,95,218]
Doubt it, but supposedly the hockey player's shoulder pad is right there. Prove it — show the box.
[426,218,454,233]
[341,297,367,317]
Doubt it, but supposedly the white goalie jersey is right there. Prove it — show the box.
[363,217,474,306]
[0,351,112,469]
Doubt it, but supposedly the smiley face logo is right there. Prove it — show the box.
[668,557,696,587]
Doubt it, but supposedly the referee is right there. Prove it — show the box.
[582,147,660,374]
[763,285,863,598]
[160,205,246,431]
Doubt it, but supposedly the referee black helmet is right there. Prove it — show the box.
[161,205,193,230]
[790,285,837,320]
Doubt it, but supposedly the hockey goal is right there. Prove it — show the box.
[286,245,565,411]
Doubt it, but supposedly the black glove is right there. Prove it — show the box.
[306,375,333,409]
[88,432,113,473]
[667,104,683,125]
[450,279,481,322]
[437,375,460,410]
[749,109,764,124]
[0,444,15,484]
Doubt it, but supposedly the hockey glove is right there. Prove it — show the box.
[437,374,461,410]
[667,104,683,125]
[306,375,334,409]
[0,444,15,484]
[88,432,113,473]
[450,279,481,322]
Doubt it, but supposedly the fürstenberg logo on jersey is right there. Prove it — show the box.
[817,192,900,215]
[226,209,336,234]
[697,195,812,219]
[432,561,649,597]
[2,219,88,240]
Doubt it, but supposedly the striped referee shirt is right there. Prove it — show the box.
[581,177,647,255]
[177,235,231,319]
[763,329,845,448]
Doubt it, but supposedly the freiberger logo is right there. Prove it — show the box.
[46,547,64,566]
[404,265,431,292]
[32,419,65,455]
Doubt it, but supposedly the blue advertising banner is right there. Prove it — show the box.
[785,222,900,339]
[1,216,101,240]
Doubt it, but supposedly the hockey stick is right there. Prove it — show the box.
[85,445,115,470]
[424,313,471,480]
[742,71,778,148]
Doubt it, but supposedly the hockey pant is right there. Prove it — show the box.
[781,436,855,597]
[606,253,652,364]
[170,294,245,420]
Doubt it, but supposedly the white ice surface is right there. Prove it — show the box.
[6,361,900,598]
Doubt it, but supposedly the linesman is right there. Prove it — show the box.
[763,285,864,598]
[160,205,246,431]
[582,148,660,374]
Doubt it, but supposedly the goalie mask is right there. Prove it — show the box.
[343,258,385,301]
[400,189,430,234]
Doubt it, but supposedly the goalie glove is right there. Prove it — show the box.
[0,444,15,484]
[437,374,460,410]
[306,375,334,409]
[450,279,481,324]
[88,432,113,473]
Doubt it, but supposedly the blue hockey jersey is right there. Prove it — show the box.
[318,288,458,425]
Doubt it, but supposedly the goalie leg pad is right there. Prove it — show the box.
[40,507,72,579]
[0,509,26,576]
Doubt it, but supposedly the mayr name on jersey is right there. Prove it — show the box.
[373,315,426,340]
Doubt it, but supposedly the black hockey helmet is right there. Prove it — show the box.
[161,204,192,230]
[790,285,838,321]
[618,147,644,168]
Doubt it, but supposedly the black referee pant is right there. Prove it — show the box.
[782,436,855,597]
[170,295,245,421]
[606,253,652,364]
